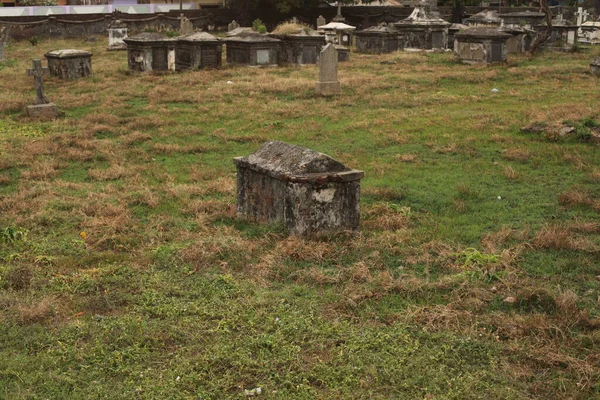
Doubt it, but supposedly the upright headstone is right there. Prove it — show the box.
[107,19,128,51]
[292,16,298,24]
[25,59,58,119]
[180,14,194,35]
[0,42,5,62]
[317,15,326,28]
[228,20,239,32]
[315,43,340,96]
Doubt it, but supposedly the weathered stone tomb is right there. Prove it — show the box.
[123,32,175,72]
[175,32,222,70]
[355,24,400,54]
[394,0,450,50]
[107,19,128,51]
[234,141,363,236]
[225,32,280,66]
[269,28,325,65]
[44,49,92,80]
[454,27,510,64]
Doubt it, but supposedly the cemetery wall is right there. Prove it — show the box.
[0,9,235,41]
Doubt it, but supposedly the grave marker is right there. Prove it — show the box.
[315,44,340,96]
[25,59,58,119]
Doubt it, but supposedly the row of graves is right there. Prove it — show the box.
[352,0,593,64]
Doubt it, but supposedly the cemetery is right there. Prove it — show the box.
[1,3,600,398]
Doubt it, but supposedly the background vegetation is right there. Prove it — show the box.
[0,38,599,399]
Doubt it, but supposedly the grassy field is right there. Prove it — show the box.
[0,37,599,399]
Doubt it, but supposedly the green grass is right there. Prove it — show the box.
[0,38,599,399]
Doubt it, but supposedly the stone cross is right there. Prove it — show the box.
[26,59,50,105]
[315,44,340,96]
[333,1,346,22]
[317,15,326,28]
[179,13,193,35]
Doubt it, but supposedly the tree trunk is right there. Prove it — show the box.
[529,0,552,54]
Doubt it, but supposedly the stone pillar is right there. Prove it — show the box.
[316,43,340,96]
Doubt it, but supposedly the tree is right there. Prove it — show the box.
[529,0,552,54]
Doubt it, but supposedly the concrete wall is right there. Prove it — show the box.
[0,8,235,41]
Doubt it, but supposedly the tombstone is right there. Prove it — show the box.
[454,28,511,64]
[269,28,326,65]
[179,14,194,35]
[44,49,92,80]
[0,42,5,62]
[123,32,174,72]
[590,57,600,76]
[319,22,356,46]
[355,24,400,54]
[315,43,340,96]
[228,20,239,32]
[224,32,280,66]
[107,19,128,51]
[575,7,590,34]
[464,10,502,28]
[175,32,222,70]
[234,141,364,236]
[535,16,578,49]
[334,45,350,62]
[393,0,450,50]
[499,11,545,30]
[292,16,298,24]
[317,15,326,28]
[25,59,58,119]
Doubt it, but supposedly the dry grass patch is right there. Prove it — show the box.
[501,165,520,181]
[501,147,531,162]
[122,131,153,146]
[20,159,62,181]
[558,188,595,208]
[88,164,131,181]
[532,224,597,252]
[150,143,208,155]
[362,202,412,231]
[0,174,11,185]
[395,154,419,163]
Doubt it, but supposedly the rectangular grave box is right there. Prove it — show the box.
[234,141,364,236]
[454,28,511,64]
[269,30,325,65]
[44,49,92,80]
[175,32,222,70]
[224,33,280,66]
[394,1,450,50]
[107,19,128,51]
[123,32,174,72]
[355,24,400,54]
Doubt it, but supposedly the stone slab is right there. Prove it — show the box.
[25,103,59,119]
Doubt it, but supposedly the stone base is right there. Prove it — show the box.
[316,81,341,96]
[107,45,127,51]
[25,103,59,119]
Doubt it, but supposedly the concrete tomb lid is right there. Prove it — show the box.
[466,10,502,24]
[357,23,398,34]
[45,49,93,58]
[177,31,219,42]
[124,32,172,43]
[449,23,469,31]
[226,27,256,37]
[395,2,450,26]
[499,10,545,18]
[234,141,363,182]
[225,33,280,43]
[319,22,356,31]
[455,27,512,39]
